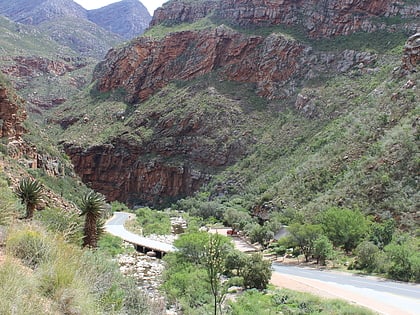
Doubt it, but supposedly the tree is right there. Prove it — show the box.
[288,223,322,262]
[223,208,252,232]
[319,207,368,253]
[248,224,274,248]
[80,191,105,248]
[242,253,272,290]
[204,234,229,315]
[369,219,395,249]
[224,250,248,277]
[173,232,210,264]
[354,241,379,271]
[16,177,43,219]
[313,235,334,265]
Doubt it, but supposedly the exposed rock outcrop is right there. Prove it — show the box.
[401,32,420,74]
[63,86,255,206]
[94,26,377,103]
[0,85,26,140]
[3,56,85,78]
[0,55,89,109]
[152,0,420,38]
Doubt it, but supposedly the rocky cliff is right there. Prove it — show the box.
[401,32,420,74]
[0,84,26,140]
[93,26,376,103]
[62,0,419,208]
[152,0,420,38]
[63,84,256,206]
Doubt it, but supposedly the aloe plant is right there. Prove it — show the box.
[16,177,43,219]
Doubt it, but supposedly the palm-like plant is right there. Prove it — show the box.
[16,177,43,219]
[80,191,106,248]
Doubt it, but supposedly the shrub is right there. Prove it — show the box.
[6,226,52,268]
[354,241,380,272]
[242,253,272,290]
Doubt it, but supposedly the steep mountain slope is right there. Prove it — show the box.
[0,0,122,58]
[0,0,152,110]
[0,0,87,25]
[0,15,95,111]
[49,0,418,227]
[88,0,151,39]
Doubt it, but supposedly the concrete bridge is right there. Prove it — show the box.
[105,212,176,258]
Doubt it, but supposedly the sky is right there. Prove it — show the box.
[73,0,167,15]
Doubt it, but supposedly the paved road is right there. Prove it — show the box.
[105,212,176,253]
[272,264,420,314]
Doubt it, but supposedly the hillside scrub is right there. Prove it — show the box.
[2,223,164,314]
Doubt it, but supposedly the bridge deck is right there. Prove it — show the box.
[105,223,176,253]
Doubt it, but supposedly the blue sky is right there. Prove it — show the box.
[73,0,167,15]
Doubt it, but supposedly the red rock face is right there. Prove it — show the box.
[94,26,378,103]
[64,143,206,206]
[64,101,254,206]
[0,87,26,140]
[152,0,419,38]
[1,56,86,80]
[401,33,420,74]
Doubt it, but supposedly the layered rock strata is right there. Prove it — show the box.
[152,0,420,38]
[94,26,376,103]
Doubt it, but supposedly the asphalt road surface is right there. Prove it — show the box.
[272,264,420,314]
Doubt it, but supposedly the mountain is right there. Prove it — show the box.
[51,0,419,229]
[0,0,87,25]
[0,0,151,110]
[0,0,152,57]
[88,0,151,39]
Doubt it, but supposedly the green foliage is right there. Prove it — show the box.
[144,16,216,38]
[354,241,380,272]
[6,226,52,268]
[173,231,211,264]
[16,177,43,219]
[0,174,20,225]
[28,167,91,210]
[135,207,171,235]
[248,223,274,248]
[242,253,272,290]
[288,223,323,262]
[313,235,334,266]
[98,233,130,257]
[223,207,252,231]
[4,224,161,314]
[35,207,82,244]
[163,265,212,312]
[229,288,376,315]
[319,207,368,252]
[368,219,395,249]
[204,233,230,315]
[111,200,131,213]
[0,258,50,314]
[224,250,248,276]
[384,235,419,282]
[80,191,106,248]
